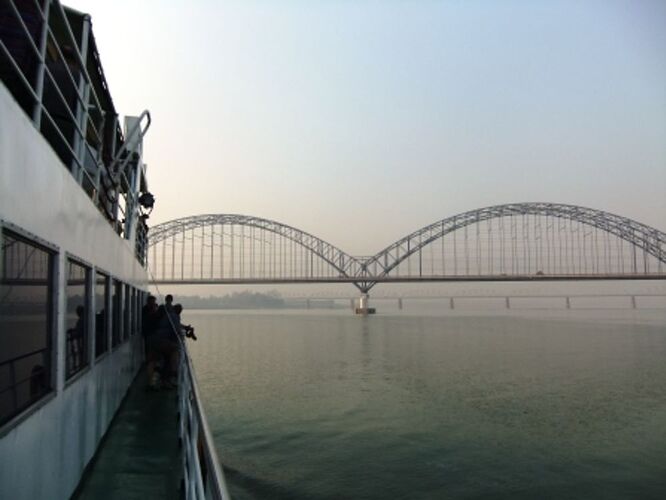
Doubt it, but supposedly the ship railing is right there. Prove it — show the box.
[177,339,231,500]
[135,216,149,265]
[109,111,151,241]
[0,0,108,195]
[0,0,148,255]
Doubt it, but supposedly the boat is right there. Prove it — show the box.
[0,1,228,498]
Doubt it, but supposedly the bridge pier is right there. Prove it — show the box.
[355,293,376,315]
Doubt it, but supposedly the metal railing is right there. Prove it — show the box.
[65,326,87,378]
[0,0,150,259]
[0,347,51,426]
[177,339,231,500]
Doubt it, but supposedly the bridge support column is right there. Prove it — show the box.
[631,296,637,309]
[355,293,376,315]
[449,297,455,310]
[565,296,571,309]
[398,297,403,310]
[505,297,510,310]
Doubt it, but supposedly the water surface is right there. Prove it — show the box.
[186,309,666,499]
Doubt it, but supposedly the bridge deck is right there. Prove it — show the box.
[73,368,180,500]
[152,273,666,285]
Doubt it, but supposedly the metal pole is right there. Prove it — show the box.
[32,0,51,126]
[181,230,185,280]
[220,223,224,279]
[72,15,92,179]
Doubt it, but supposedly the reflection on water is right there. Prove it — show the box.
[186,309,666,500]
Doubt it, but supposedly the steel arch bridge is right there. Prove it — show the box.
[147,203,666,292]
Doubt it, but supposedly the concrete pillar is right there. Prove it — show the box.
[565,296,571,309]
[355,293,375,315]
[505,297,510,310]
[398,297,403,310]
[631,296,637,309]
[449,297,455,310]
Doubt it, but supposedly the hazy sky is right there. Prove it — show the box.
[69,0,665,256]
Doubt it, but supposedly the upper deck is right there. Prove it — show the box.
[0,0,152,264]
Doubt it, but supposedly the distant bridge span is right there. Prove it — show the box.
[148,203,666,292]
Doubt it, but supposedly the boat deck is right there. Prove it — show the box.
[73,368,181,500]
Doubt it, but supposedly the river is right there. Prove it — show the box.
[185,307,666,499]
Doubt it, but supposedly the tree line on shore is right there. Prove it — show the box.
[174,290,286,309]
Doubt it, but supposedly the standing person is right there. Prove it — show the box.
[173,304,197,341]
[151,300,185,389]
[146,303,179,390]
[141,295,159,356]
[142,295,159,337]
[145,336,178,390]
[164,294,174,313]
[153,294,173,334]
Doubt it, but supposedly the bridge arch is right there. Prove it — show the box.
[363,203,666,279]
[148,214,361,280]
[146,204,665,289]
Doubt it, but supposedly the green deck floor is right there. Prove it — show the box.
[73,369,181,500]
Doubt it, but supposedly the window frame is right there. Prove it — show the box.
[64,256,91,380]
[0,223,58,430]
[93,270,110,359]
[123,283,132,341]
[111,278,123,348]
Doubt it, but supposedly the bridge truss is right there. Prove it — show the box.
[147,203,666,292]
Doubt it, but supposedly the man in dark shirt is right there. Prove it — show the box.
[141,295,159,338]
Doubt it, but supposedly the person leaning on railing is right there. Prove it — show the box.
[141,295,158,353]
[146,301,197,390]
[171,303,197,341]
[145,298,179,390]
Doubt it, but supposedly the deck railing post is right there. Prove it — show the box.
[71,15,91,179]
[175,337,230,500]
[31,0,51,126]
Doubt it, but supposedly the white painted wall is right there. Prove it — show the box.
[0,82,149,499]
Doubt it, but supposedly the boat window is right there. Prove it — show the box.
[0,230,54,427]
[66,260,89,379]
[94,272,108,357]
[123,284,131,341]
[111,280,122,347]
